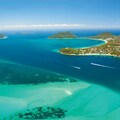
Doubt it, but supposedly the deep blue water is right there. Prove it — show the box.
[0,30,120,91]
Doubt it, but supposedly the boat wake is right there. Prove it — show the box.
[91,62,119,69]
[70,65,81,70]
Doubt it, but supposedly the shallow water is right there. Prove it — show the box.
[0,30,120,119]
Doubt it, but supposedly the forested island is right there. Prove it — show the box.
[48,32,78,39]
[59,32,120,57]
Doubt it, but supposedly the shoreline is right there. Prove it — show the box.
[59,36,120,58]
[79,39,107,49]
[52,37,107,53]
[49,37,108,43]
[60,51,119,58]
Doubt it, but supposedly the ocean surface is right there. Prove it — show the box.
[0,29,120,120]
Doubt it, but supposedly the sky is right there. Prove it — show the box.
[0,0,120,30]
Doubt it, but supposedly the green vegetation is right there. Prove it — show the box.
[9,107,67,119]
[48,32,78,39]
[60,32,120,57]
[89,32,114,39]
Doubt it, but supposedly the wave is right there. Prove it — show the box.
[91,62,119,69]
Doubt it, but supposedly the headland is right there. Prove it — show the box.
[59,32,120,57]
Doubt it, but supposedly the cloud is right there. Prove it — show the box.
[0,24,85,30]
[0,24,120,30]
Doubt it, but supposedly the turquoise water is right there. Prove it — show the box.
[0,30,120,119]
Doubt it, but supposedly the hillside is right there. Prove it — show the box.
[48,32,78,39]
[90,32,114,40]
[59,32,120,57]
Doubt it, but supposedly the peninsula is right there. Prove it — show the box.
[48,32,78,39]
[59,32,120,57]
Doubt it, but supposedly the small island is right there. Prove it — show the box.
[48,32,78,39]
[0,33,7,39]
[59,32,120,57]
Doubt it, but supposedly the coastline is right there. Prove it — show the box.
[59,37,120,58]
[78,38,107,49]
[59,32,120,57]
[52,37,107,53]
[82,37,108,44]
[49,37,108,44]
[60,51,119,58]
